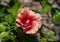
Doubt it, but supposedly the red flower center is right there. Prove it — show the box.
[17,11,36,32]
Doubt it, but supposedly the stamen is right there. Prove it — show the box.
[26,20,30,23]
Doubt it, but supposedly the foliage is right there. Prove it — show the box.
[52,9,60,25]
[0,0,60,42]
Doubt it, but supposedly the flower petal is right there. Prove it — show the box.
[25,21,39,34]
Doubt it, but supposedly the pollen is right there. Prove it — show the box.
[26,20,30,23]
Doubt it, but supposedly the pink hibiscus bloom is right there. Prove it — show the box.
[16,7,42,34]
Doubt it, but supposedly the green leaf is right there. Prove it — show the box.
[47,32,54,41]
[14,0,18,3]
[39,38,45,42]
[4,14,14,24]
[0,22,10,32]
[57,0,60,2]
[0,24,6,32]
[11,22,17,30]
[0,8,5,14]
[0,8,6,17]
[44,32,54,41]
[40,4,51,14]
[18,5,23,14]
[7,4,18,18]
[40,28,44,33]
[0,32,9,39]
[2,32,16,42]
[52,9,60,24]
[39,27,45,35]
[7,4,22,18]
[13,23,17,30]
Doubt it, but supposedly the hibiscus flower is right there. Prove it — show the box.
[16,7,42,34]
